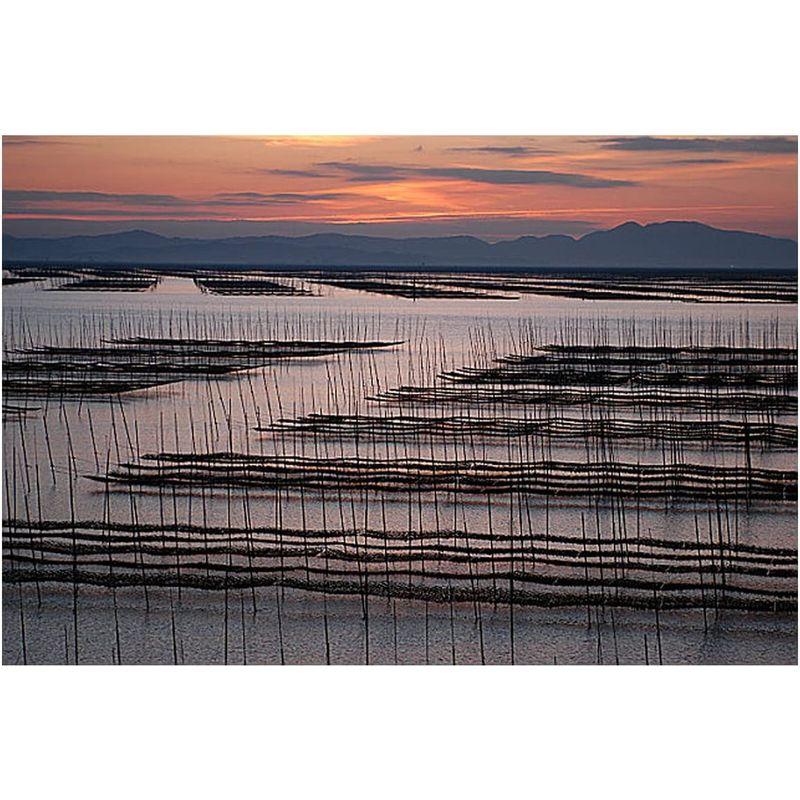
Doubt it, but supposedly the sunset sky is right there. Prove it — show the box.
[2,135,797,240]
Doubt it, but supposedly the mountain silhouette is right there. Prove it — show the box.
[3,221,797,269]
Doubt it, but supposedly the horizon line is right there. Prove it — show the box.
[4,219,798,244]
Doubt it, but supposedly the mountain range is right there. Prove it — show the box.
[3,221,797,269]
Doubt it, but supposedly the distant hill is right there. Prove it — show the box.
[3,221,797,269]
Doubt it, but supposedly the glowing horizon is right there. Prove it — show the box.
[2,135,797,240]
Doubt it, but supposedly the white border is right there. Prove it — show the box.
[1,2,798,798]
[2,1,799,134]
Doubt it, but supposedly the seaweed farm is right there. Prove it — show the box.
[2,271,797,664]
[300,270,798,303]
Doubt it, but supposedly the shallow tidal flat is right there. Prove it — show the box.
[2,269,797,664]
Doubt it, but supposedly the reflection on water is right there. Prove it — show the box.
[3,276,797,664]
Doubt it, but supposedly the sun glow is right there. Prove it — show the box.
[3,135,796,238]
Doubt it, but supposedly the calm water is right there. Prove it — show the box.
[3,276,797,664]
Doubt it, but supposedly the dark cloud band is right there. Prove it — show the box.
[319,162,635,188]
[4,189,186,205]
[600,136,796,154]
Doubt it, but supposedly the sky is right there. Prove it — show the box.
[2,135,797,240]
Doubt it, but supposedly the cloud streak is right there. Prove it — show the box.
[4,189,187,205]
[2,138,82,148]
[446,145,551,157]
[212,191,362,204]
[4,187,380,217]
[319,162,635,188]
[600,136,796,154]
[265,168,334,179]
[664,158,733,165]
